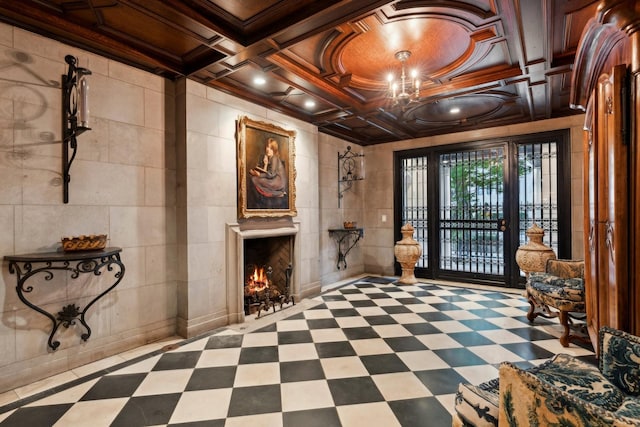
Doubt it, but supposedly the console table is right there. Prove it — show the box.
[4,247,125,350]
[328,228,364,270]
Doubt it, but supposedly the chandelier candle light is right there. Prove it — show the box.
[388,50,420,107]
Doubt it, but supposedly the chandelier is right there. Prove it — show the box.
[387,50,420,107]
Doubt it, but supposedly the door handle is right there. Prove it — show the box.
[497,218,507,232]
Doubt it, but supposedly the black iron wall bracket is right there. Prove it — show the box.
[62,55,91,204]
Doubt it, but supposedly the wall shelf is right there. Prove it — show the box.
[328,228,364,270]
[4,247,125,350]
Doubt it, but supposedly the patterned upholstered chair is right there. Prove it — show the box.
[525,258,588,347]
[452,327,640,426]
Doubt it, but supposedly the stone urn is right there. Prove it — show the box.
[515,223,556,277]
[394,223,422,284]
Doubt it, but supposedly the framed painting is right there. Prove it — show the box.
[236,116,297,218]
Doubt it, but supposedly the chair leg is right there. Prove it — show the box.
[559,310,570,347]
[526,291,538,322]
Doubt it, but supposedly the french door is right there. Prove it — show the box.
[394,130,571,287]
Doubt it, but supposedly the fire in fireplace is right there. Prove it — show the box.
[244,263,294,317]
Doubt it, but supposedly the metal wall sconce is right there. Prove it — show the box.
[62,55,91,204]
[338,145,365,207]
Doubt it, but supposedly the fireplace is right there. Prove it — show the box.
[244,235,295,316]
[226,219,300,323]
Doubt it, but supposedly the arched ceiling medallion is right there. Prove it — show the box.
[338,17,471,91]
[404,93,513,124]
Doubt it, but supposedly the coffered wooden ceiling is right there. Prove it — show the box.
[0,0,598,145]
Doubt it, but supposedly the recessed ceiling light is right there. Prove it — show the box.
[304,100,316,108]
[253,76,266,85]
[450,107,461,114]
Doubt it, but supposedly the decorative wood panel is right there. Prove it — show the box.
[572,0,640,350]
[0,0,599,145]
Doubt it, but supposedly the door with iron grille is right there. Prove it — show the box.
[394,131,571,287]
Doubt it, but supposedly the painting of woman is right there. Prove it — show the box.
[248,137,287,208]
[237,115,296,218]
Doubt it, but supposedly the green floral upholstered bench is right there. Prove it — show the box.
[453,327,640,426]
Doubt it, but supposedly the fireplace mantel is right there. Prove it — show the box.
[225,219,300,323]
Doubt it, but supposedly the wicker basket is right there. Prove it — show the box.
[343,221,357,229]
[61,234,107,252]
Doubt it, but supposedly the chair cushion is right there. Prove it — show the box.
[616,397,640,419]
[529,353,625,412]
[527,273,585,309]
[600,326,640,396]
[499,358,639,427]
[454,378,499,427]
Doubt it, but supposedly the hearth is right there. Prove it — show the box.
[226,219,301,324]
[244,263,294,317]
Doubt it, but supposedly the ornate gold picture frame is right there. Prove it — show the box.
[236,116,297,218]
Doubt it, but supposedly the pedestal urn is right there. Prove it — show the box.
[515,223,556,277]
[394,223,422,284]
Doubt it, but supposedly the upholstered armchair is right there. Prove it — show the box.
[453,327,640,426]
[525,258,588,347]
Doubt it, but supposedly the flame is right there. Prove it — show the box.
[245,266,270,295]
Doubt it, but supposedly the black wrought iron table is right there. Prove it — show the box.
[4,247,125,350]
[328,228,364,270]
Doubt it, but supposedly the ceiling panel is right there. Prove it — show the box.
[0,0,599,145]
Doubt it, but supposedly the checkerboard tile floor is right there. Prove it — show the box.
[0,277,595,426]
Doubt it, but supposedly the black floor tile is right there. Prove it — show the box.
[383,336,428,352]
[185,366,237,391]
[433,348,488,367]
[368,293,392,299]
[467,308,504,318]
[362,276,395,284]
[402,322,441,335]
[283,407,342,427]
[328,377,384,405]
[280,360,325,383]
[329,308,360,317]
[449,332,495,347]
[227,384,282,417]
[363,315,397,325]
[342,326,380,340]
[458,319,502,331]
[340,289,363,294]
[323,295,348,301]
[395,297,425,305]
[360,354,410,375]
[205,334,243,349]
[169,420,225,427]
[278,330,313,345]
[254,323,278,333]
[315,341,356,358]
[418,312,454,322]
[475,300,509,308]
[429,302,463,311]
[111,393,181,427]
[238,346,279,364]
[153,351,202,371]
[306,318,340,329]
[414,368,467,395]
[389,396,452,427]
[0,405,72,427]
[381,305,413,314]
[509,326,557,341]
[502,342,555,360]
[441,295,472,302]
[80,373,147,400]
[350,299,378,308]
